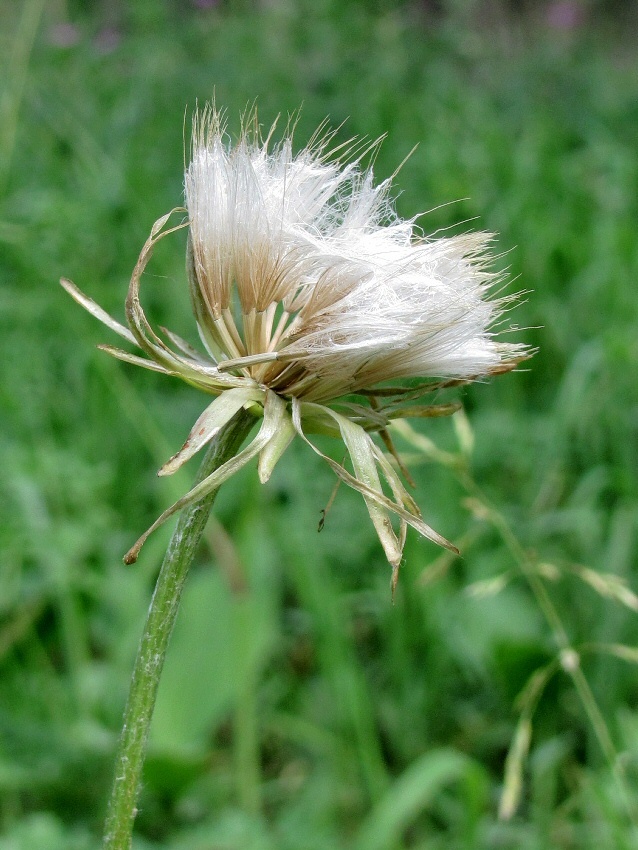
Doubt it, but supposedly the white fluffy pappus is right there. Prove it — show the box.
[185,107,527,402]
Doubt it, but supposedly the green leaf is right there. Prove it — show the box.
[355,749,479,850]
[150,570,276,757]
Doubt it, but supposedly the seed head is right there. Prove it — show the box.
[62,106,531,590]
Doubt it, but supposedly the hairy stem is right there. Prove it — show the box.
[103,408,255,850]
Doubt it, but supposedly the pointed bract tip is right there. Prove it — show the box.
[391,562,401,601]
[123,548,139,565]
[158,457,181,477]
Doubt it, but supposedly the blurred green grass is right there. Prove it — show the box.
[1,0,638,847]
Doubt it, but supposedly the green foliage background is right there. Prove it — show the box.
[1,1,638,847]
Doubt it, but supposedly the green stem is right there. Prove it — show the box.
[103,408,255,850]
[457,468,636,823]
